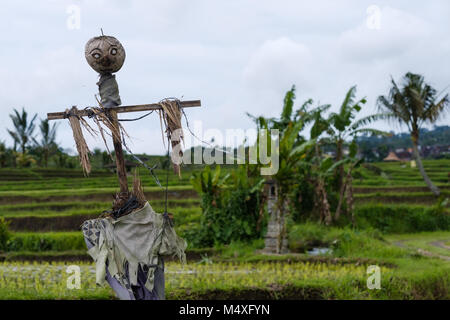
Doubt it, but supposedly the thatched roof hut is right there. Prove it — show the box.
[383,151,401,162]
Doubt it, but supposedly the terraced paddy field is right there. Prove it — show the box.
[0,159,449,299]
[0,260,394,299]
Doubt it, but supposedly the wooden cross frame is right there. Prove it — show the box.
[47,100,201,198]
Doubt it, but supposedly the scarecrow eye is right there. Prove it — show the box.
[110,48,117,55]
[92,53,101,59]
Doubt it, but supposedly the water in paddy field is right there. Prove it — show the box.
[307,247,332,256]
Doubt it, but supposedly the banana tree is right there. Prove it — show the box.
[327,86,387,190]
[333,140,364,223]
[300,105,351,225]
[248,86,319,252]
[266,122,316,252]
[190,165,230,201]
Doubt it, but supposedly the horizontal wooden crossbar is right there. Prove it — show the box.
[47,100,201,120]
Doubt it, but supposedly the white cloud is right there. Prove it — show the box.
[241,37,316,119]
[336,6,432,62]
[243,37,313,93]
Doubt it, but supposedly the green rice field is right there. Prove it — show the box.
[0,160,449,299]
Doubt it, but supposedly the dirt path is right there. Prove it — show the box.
[429,241,450,251]
[392,238,450,261]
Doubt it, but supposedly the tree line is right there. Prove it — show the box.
[0,108,116,170]
[357,125,449,162]
[0,108,60,168]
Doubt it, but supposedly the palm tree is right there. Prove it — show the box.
[377,72,449,196]
[7,108,38,154]
[32,118,59,167]
[0,141,7,168]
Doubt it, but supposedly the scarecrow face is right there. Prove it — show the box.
[85,36,126,74]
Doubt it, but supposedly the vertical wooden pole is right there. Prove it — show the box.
[109,109,129,196]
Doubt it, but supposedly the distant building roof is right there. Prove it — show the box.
[384,149,413,161]
[383,151,401,161]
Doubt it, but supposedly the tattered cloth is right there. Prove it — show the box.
[97,73,122,107]
[81,202,186,294]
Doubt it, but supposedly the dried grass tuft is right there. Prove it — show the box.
[132,169,147,206]
[158,99,184,177]
[66,106,92,175]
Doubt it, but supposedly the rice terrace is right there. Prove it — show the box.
[0,0,450,304]
[0,141,449,300]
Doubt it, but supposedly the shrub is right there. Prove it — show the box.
[330,228,404,259]
[189,165,265,247]
[288,222,328,244]
[0,217,11,251]
[354,203,450,233]
[287,222,386,255]
[290,179,315,222]
[6,232,85,252]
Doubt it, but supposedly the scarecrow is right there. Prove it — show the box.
[47,33,201,300]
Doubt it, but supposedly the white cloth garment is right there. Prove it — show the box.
[82,202,186,295]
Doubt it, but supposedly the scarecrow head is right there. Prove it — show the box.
[85,35,126,74]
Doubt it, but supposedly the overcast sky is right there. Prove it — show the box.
[0,0,449,155]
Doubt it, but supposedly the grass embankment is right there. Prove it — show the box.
[0,166,234,191]
[353,159,449,187]
[1,203,200,233]
[0,185,195,200]
[355,191,450,206]
[353,203,450,233]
